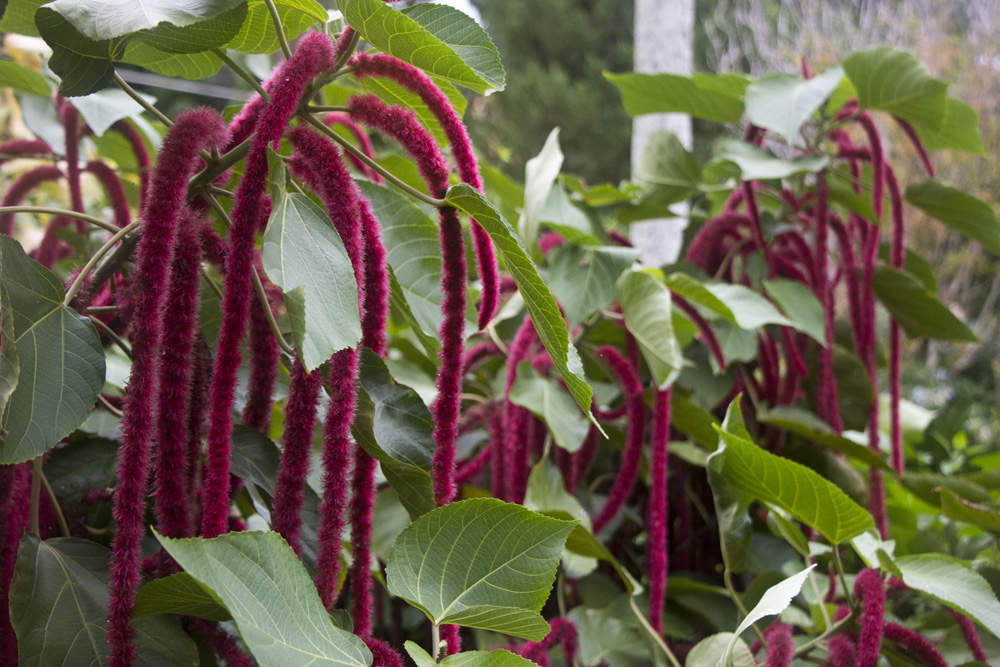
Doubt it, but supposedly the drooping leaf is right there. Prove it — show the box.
[842,46,948,130]
[341,0,504,95]
[706,402,753,572]
[939,488,1000,534]
[10,535,198,666]
[605,71,749,123]
[519,127,563,252]
[352,349,436,519]
[704,283,792,331]
[262,149,361,370]
[717,141,829,180]
[71,87,156,137]
[445,184,595,421]
[228,0,327,54]
[634,130,702,206]
[567,603,656,667]
[405,642,539,667]
[671,395,720,450]
[913,97,985,155]
[617,268,680,389]
[662,272,735,322]
[548,244,639,328]
[762,279,826,344]
[510,364,590,453]
[0,236,105,464]
[895,553,1000,639]
[877,244,937,292]
[158,530,374,666]
[756,406,890,471]
[0,278,19,420]
[133,572,231,622]
[710,399,875,544]
[744,67,844,143]
[0,59,51,95]
[385,498,576,640]
[685,633,755,667]
[905,180,1000,255]
[872,265,977,342]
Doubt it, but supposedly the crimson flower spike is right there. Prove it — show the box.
[351,52,500,328]
[85,161,131,228]
[647,387,671,632]
[106,107,228,667]
[325,112,383,183]
[241,274,281,433]
[60,104,86,234]
[592,345,646,534]
[883,623,947,667]
[892,117,935,177]
[885,166,906,474]
[853,568,886,667]
[950,610,988,662]
[764,623,795,667]
[815,177,843,432]
[0,165,64,236]
[201,31,334,540]
[0,463,30,664]
[500,315,539,502]
[0,138,51,164]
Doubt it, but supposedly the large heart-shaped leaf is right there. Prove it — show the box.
[605,71,749,123]
[0,236,105,464]
[71,87,156,137]
[385,498,576,640]
[913,98,984,155]
[133,572,231,622]
[228,0,326,54]
[121,42,223,80]
[842,46,948,129]
[445,184,595,421]
[617,268,680,389]
[10,535,198,666]
[905,179,1000,255]
[872,265,977,342]
[0,279,19,421]
[341,0,504,95]
[262,150,361,371]
[548,244,639,328]
[709,399,875,544]
[895,553,1000,639]
[158,530,373,667]
[634,130,702,206]
[762,279,826,344]
[0,0,45,36]
[744,67,844,144]
[0,59,51,95]
[509,364,590,453]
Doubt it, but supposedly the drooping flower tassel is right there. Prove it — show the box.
[85,160,131,228]
[885,166,906,474]
[853,568,886,667]
[500,316,539,502]
[241,272,281,432]
[648,387,671,632]
[883,623,947,667]
[60,104,86,234]
[0,463,30,665]
[0,165,64,236]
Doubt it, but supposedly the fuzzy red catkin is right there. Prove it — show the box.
[648,387,671,633]
[0,164,64,236]
[0,463,30,664]
[358,197,390,356]
[853,568,886,667]
[241,281,281,432]
[815,178,843,432]
[109,120,152,204]
[950,610,988,662]
[854,112,885,220]
[60,104,86,234]
[193,619,255,667]
[85,160,131,228]
[567,427,599,494]
[152,216,204,543]
[519,617,578,667]
[684,212,750,275]
[885,166,906,474]
[883,623,947,667]
[107,108,228,667]
[826,634,857,667]
[362,637,405,667]
[592,346,646,534]
[351,52,499,329]
[892,117,934,177]
[764,623,795,667]
[500,316,539,501]
[463,340,501,372]
[201,32,334,540]
[674,297,727,371]
[270,360,323,554]
[0,138,51,163]
[325,112,383,183]
[185,339,210,506]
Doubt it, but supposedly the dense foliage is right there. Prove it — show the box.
[0,2,998,667]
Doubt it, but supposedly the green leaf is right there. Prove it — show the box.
[763,279,826,344]
[717,141,829,180]
[342,0,504,95]
[913,97,984,155]
[706,403,753,572]
[133,572,231,622]
[0,279,19,421]
[843,46,948,129]
[617,268,680,389]
[0,59,51,95]
[357,181,445,342]
[605,71,748,123]
[548,244,639,328]
[873,265,977,342]
[519,127,563,252]
[0,236,105,464]
[262,150,361,370]
[445,183,595,421]
[895,553,1000,639]
[352,348,436,519]
[10,534,198,666]
[723,566,815,666]
[406,643,538,667]
[35,0,248,96]
[0,0,45,36]
[45,438,118,500]
[71,87,155,137]
[567,603,655,667]
[710,399,875,544]
[905,179,1000,255]
[877,244,937,292]
[704,283,792,331]
[385,498,576,639]
[121,42,223,80]
[756,406,890,471]
[634,130,702,206]
[158,530,374,666]
[229,0,326,54]
[827,172,878,222]
[662,272,735,323]
[685,633,755,667]
[939,488,1000,534]
[671,395,720,450]
[510,364,590,453]
[744,67,844,143]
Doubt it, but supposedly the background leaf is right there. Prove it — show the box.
[905,180,1000,255]
[873,266,977,342]
[634,130,702,206]
[548,244,639,328]
[617,268,680,388]
[744,67,843,143]
[842,46,948,129]
[385,498,576,640]
[913,98,984,155]
[0,59,51,95]
[717,141,829,180]
[133,572,231,622]
[605,71,748,123]
[724,565,815,664]
[510,364,590,453]
[519,127,563,252]
[228,0,326,54]
[895,553,1000,639]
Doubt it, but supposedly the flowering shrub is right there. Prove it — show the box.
[0,1,998,666]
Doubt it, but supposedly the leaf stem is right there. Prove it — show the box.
[90,316,133,358]
[213,49,270,100]
[29,456,42,534]
[64,220,141,307]
[0,206,118,233]
[263,0,292,60]
[792,608,858,658]
[628,595,683,667]
[808,566,832,630]
[188,139,251,195]
[431,623,441,662]
[97,394,125,418]
[300,113,447,207]
[113,72,173,128]
[832,546,855,608]
[306,105,351,113]
[40,469,70,538]
[252,266,296,357]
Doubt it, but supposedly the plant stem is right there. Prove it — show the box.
[300,113,448,207]
[97,394,125,418]
[29,456,42,534]
[90,316,133,358]
[114,72,173,128]
[64,220,141,307]
[808,566,833,629]
[213,48,270,99]
[628,595,683,667]
[201,268,224,300]
[40,470,70,538]
[0,206,118,234]
[188,139,251,196]
[431,623,441,661]
[264,0,292,59]
[832,546,855,608]
[725,568,766,645]
[252,266,296,357]
[793,608,857,658]
[306,105,351,113]
[86,305,119,314]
